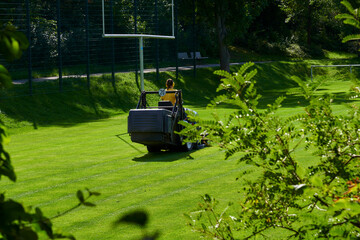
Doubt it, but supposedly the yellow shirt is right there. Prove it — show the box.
[160,88,177,105]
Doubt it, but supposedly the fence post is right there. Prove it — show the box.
[56,0,63,92]
[85,0,90,89]
[155,0,159,81]
[110,0,115,85]
[26,0,32,95]
[134,0,139,88]
[192,0,196,78]
[175,0,179,81]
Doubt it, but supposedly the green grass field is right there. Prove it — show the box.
[1,59,360,239]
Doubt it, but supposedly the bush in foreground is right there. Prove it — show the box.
[181,62,360,239]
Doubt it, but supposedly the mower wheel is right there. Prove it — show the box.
[147,146,161,152]
[182,142,194,152]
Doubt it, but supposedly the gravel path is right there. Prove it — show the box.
[12,61,272,85]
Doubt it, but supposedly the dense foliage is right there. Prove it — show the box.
[1,0,358,76]
[336,0,360,46]
[181,62,360,239]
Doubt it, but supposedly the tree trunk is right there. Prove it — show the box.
[306,1,312,46]
[215,1,230,72]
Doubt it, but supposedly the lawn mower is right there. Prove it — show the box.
[127,89,199,152]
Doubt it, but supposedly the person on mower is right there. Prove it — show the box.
[160,78,177,105]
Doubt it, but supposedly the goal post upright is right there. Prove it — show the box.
[102,0,175,92]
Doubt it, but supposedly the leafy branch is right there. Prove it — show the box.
[184,62,360,239]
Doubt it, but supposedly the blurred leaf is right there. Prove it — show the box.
[183,213,192,221]
[201,223,207,231]
[18,227,38,240]
[310,175,323,188]
[1,200,29,222]
[0,64,12,88]
[203,194,211,203]
[9,30,29,50]
[0,153,16,182]
[52,233,76,240]
[0,25,29,61]
[292,184,307,191]
[114,210,148,228]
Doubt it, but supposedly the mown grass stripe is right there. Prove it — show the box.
[56,164,246,233]
[31,149,226,208]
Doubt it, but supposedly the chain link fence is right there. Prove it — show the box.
[0,0,200,98]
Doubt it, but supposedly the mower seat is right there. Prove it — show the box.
[158,101,173,110]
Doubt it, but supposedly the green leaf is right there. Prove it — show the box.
[203,194,213,203]
[343,18,360,29]
[340,0,356,16]
[9,30,29,50]
[0,25,29,61]
[201,223,207,231]
[52,233,76,240]
[336,13,356,20]
[183,213,192,221]
[309,175,324,188]
[0,137,16,182]
[2,200,28,222]
[18,227,38,240]
[238,62,255,76]
[342,34,360,43]
[0,64,12,88]
[214,70,233,79]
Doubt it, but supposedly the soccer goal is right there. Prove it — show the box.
[101,0,175,91]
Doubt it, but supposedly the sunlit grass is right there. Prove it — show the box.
[0,60,359,239]
[323,49,357,59]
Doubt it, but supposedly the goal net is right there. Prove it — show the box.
[102,0,174,39]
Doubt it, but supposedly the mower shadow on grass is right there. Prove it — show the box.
[132,150,195,162]
[116,133,196,162]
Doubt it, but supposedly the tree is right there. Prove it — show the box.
[181,63,360,239]
[179,0,269,72]
[278,0,335,46]
[336,0,360,51]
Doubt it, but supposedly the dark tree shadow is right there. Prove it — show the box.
[2,61,358,129]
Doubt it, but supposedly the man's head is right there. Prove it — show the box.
[166,79,174,89]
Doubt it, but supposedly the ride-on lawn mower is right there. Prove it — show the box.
[127,89,198,152]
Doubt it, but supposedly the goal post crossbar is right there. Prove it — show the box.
[101,0,175,91]
[102,34,175,39]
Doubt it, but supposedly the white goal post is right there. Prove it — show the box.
[101,0,175,91]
